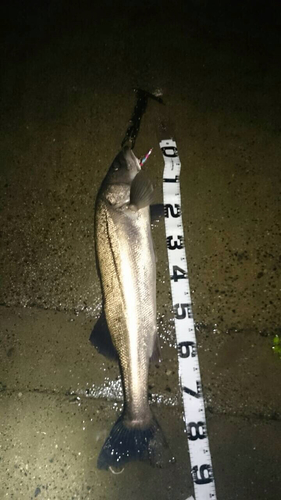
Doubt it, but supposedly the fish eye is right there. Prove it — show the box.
[113,164,119,171]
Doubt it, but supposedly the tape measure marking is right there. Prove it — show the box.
[160,139,217,500]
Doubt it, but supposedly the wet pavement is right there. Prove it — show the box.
[1,1,281,499]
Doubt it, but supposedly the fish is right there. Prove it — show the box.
[93,146,168,470]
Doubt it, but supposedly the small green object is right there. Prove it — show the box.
[272,335,281,357]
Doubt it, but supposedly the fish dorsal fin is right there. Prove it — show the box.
[130,171,154,210]
[150,204,164,223]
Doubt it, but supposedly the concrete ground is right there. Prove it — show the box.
[0,1,281,499]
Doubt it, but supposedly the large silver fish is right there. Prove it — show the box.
[93,146,168,470]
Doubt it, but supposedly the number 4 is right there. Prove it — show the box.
[170,265,187,282]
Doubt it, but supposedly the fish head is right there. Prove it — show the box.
[106,147,141,185]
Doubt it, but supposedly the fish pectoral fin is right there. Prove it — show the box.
[89,311,118,361]
[150,333,161,363]
[129,170,154,210]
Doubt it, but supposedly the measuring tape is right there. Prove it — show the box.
[160,139,217,500]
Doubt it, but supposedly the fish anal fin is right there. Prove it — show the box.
[89,311,118,361]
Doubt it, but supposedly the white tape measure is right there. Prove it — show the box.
[160,139,217,500]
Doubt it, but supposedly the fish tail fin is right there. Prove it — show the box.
[97,412,170,470]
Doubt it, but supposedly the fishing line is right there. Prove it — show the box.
[121,89,164,149]
[160,139,217,500]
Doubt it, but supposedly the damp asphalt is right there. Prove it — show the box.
[0,1,281,499]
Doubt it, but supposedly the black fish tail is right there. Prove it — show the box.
[97,413,169,470]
